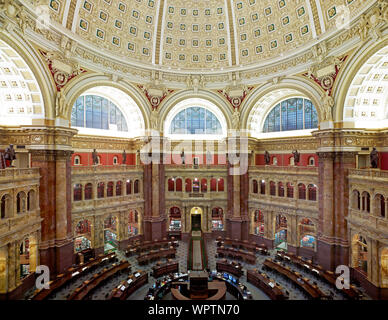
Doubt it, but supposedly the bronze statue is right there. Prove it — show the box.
[292,150,300,164]
[122,150,127,165]
[370,147,379,169]
[264,151,270,165]
[92,149,99,165]
[4,144,16,167]
[181,150,185,165]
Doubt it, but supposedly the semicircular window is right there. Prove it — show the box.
[170,107,222,135]
[71,95,128,132]
[263,98,318,133]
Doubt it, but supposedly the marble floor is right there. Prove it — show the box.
[25,238,371,301]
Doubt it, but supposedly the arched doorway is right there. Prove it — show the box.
[274,214,288,250]
[169,207,182,231]
[74,219,92,253]
[104,215,118,253]
[190,207,203,232]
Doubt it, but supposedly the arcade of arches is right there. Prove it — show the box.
[0,0,388,300]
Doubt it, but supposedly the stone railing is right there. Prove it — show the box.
[72,165,142,175]
[249,165,318,175]
[0,168,40,182]
[348,169,388,180]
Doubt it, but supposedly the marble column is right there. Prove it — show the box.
[0,245,8,294]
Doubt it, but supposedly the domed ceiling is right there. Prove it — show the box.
[45,0,369,72]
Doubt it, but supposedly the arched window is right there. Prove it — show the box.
[289,157,295,166]
[270,181,276,196]
[218,178,224,192]
[126,180,132,195]
[263,98,318,133]
[97,182,105,198]
[201,179,207,193]
[107,182,114,197]
[260,180,266,195]
[252,180,258,194]
[286,183,294,198]
[362,192,371,213]
[298,184,306,200]
[375,194,385,218]
[212,208,224,231]
[27,190,35,211]
[74,184,82,202]
[352,190,361,210]
[169,207,181,231]
[308,184,317,201]
[75,220,92,253]
[308,157,315,166]
[1,195,10,219]
[185,179,192,193]
[168,178,175,192]
[134,180,140,194]
[278,182,284,197]
[113,156,118,165]
[85,183,92,200]
[193,178,200,193]
[16,192,26,214]
[74,155,81,166]
[176,178,183,192]
[272,157,278,165]
[71,95,128,132]
[210,178,217,192]
[116,181,122,196]
[169,107,222,135]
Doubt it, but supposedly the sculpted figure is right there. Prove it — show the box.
[4,144,16,167]
[55,88,67,118]
[92,149,99,165]
[370,147,379,169]
[181,150,185,165]
[150,107,159,130]
[322,91,335,121]
[232,108,240,129]
[122,150,127,165]
[264,151,271,165]
[292,150,300,164]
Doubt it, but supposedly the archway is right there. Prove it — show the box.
[274,214,288,250]
[74,219,92,253]
[169,207,182,232]
[190,207,203,232]
[104,215,118,253]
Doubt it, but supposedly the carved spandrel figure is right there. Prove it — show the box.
[292,150,300,164]
[370,147,379,169]
[55,88,67,118]
[92,149,99,165]
[264,151,271,165]
[150,107,159,131]
[122,150,127,165]
[232,108,240,129]
[322,91,335,121]
[4,144,16,167]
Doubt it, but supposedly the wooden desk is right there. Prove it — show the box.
[152,262,179,278]
[220,239,265,252]
[217,247,256,264]
[68,261,130,300]
[264,259,325,300]
[216,261,243,278]
[247,269,287,300]
[277,252,361,300]
[109,271,148,300]
[137,248,176,265]
[127,239,175,256]
[32,253,116,300]
[171,281,227,301]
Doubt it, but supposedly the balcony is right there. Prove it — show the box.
[72,165,143,176]
[0,168,40,183]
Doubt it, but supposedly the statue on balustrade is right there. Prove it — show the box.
[122,150,127,165]
[370,147,379,169]
[181,150,185,165]
[4,144,16,167]
[264,151,270,165]
[292,150,300,164]
[92,149,99,165]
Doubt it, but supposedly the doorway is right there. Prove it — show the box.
[190,207,202,231]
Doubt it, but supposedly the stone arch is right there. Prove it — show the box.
[241,77,324,136]
[158,89,233,134]
[65,75,149,130]
[334,36,388,126]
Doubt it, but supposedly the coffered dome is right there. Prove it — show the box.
[45,0,370,73]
